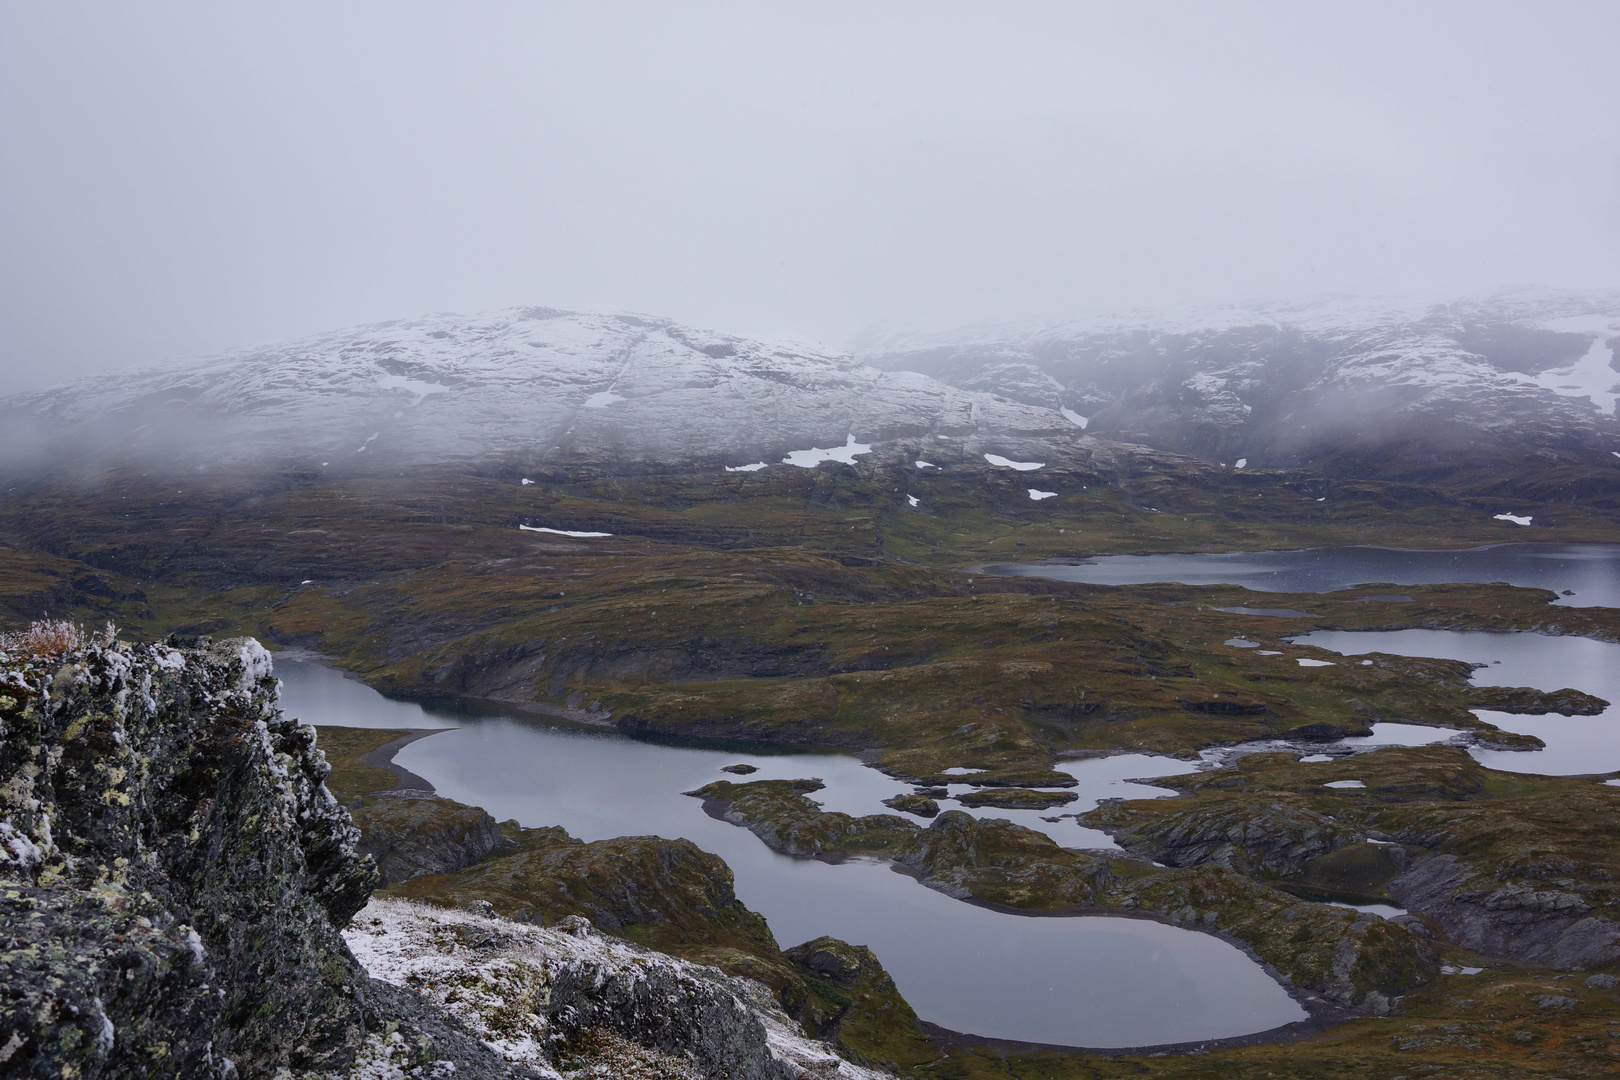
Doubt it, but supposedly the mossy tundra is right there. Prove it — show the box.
[4,441,1620,1077]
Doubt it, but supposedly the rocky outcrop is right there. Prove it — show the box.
[693,779,920,859]
[1086,795,1363,878]
[349,793,504,884]
[346,898,891,1080]
[0,633,378,1078]
[1388,855,1620,971]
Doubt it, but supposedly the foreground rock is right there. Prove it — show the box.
[0,632,378,1077]
[344,897,892,1080]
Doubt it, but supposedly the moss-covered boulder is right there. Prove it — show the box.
[784,936,936,1072]
[691,778,920,858]
[882,792,941,818]
[957,787,1079,810]
[896,811,1107,908]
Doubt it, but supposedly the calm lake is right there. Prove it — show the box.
[986,542,1620,607]
[991,541,1620,777]
[278,660,1307,1049]
[278,543,1620,1047]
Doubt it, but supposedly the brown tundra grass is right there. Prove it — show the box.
[0,619,116,657]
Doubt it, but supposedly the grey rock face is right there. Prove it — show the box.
[1097,798,1364,879]
[349,796,504,884]
[0,635,380,1077]
[1389,854,1620,970]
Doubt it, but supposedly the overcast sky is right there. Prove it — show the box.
[3,1,1619,392]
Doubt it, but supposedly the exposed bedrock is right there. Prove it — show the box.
[1388,855,1620,971]
[0,634,379,1078]
[348,794,504,884]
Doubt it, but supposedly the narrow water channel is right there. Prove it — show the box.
[277,661,1308,1048]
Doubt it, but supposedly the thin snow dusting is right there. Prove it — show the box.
[1028,489,1058,501]
[1493,513,1533,526]
[582,391,624,408]
[376,374,450,401]
[519,526,613,538]
[357,433,380,453]
[782,434,872,468]
[1060,406,1088,429]
[1297,658,1336,667]
[984,454,1043,471]
[343,898,887,1080]
[725,462,769,472]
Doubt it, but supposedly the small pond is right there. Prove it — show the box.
[1293,629,1620,775]
[276,661,1307,1048]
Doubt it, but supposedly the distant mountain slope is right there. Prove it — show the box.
[859,291,1620,477]
[0,308,1071,474]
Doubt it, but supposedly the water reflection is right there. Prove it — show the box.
[988,543,1620,607]
[1295,629,1620,775]
[275,659,1306,1047]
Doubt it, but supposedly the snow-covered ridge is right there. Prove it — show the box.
[862,289,1620,466]
[0,307,1073,470]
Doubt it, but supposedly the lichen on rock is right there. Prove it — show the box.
[0,633,378,1077]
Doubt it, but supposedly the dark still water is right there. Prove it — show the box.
[276,661,1307,1048]
[987,543,1620,607]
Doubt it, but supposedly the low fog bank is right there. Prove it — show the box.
[2,294,1619,497]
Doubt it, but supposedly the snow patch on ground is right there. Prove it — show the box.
[782,434,872,468]
[1234,458,1248,469]
[1297,658,1336,667]
[582,391,624,408]
[519,526,613,538]
[376,374,450,401]
[984,454,1043,471]
[1060,407,1088,429]
[725,462,769,472]
[1493,513,1533,526]
[1028,489,1057,501]
[915,460,935,468]
[907,495,920,507]
[1323,780,1366,789]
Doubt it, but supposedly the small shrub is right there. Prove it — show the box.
[0,619,116,658]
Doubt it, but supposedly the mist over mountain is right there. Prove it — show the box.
[0,308,1068,476]
[861,290,1620,478]
[6,292,1619,498]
